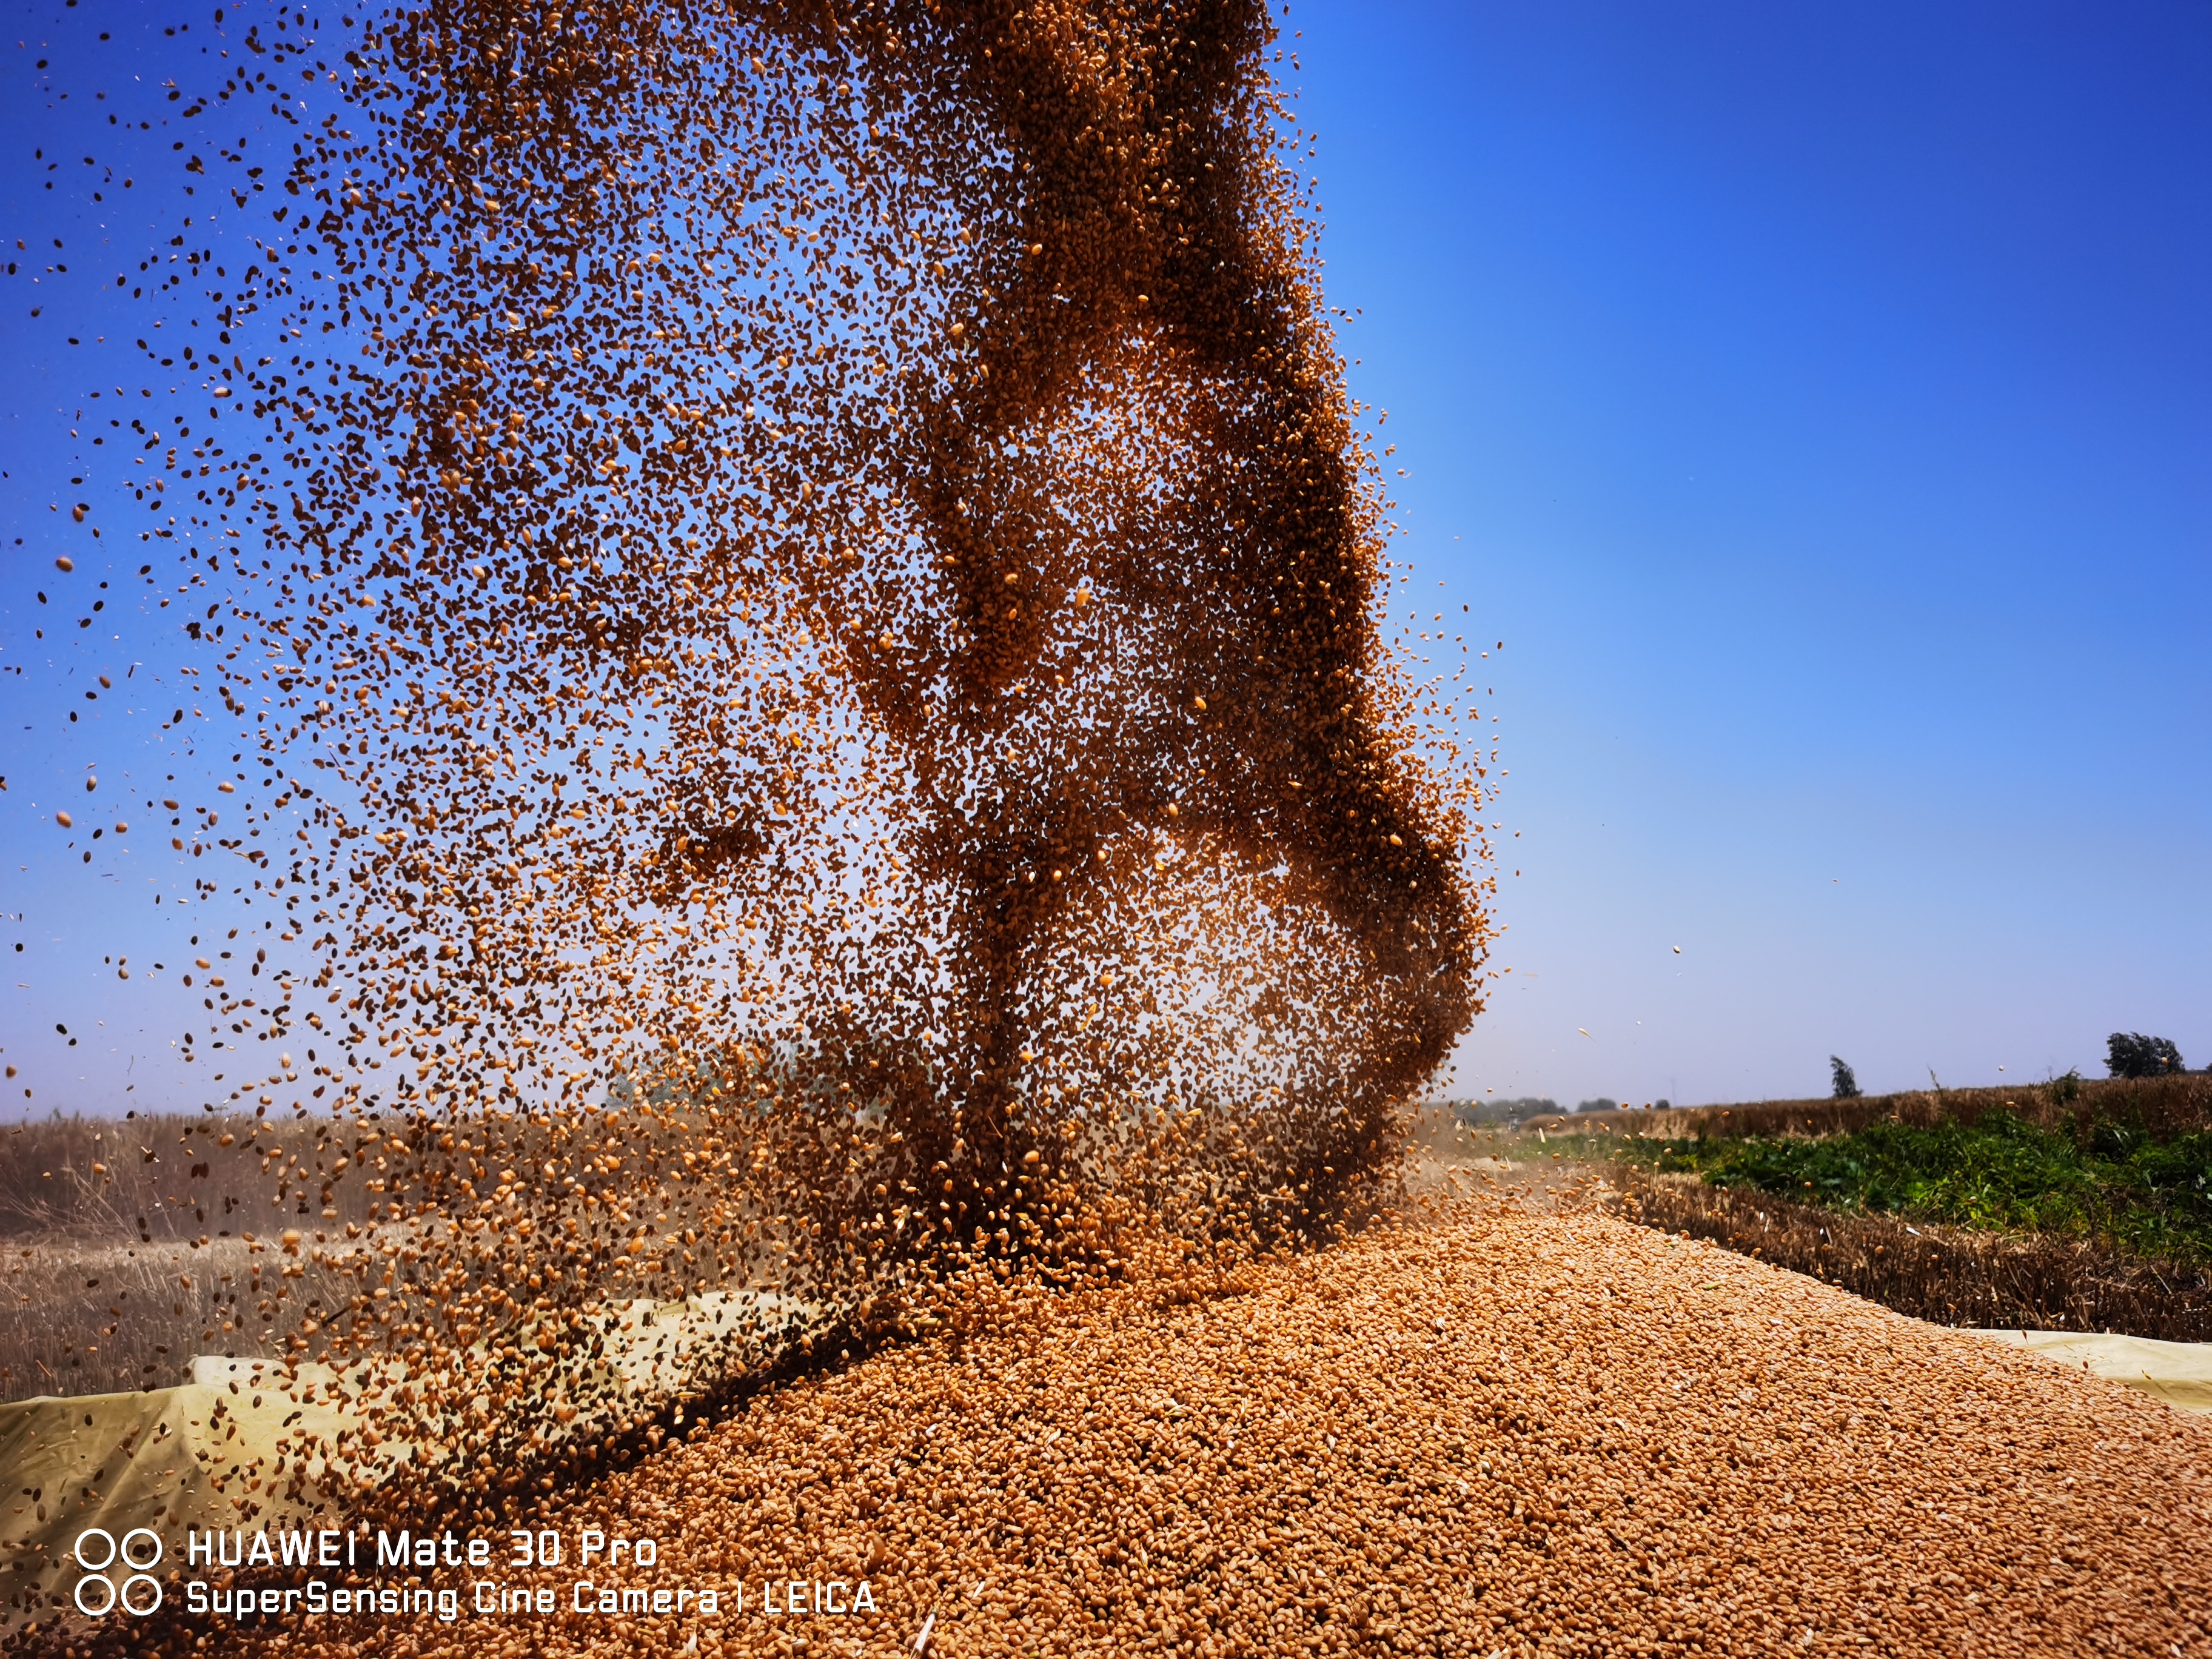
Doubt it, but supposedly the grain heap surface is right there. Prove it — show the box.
[273,1200,2212,1658]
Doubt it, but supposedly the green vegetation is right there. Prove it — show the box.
[1615,1111,2212,1264]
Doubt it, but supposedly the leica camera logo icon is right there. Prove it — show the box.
[71,1527,165,1617]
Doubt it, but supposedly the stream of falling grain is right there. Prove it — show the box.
[22,0,1493,1528]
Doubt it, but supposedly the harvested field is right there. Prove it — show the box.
[1531,1079,2212,1339]
[0,1112,387,1401]
[0,1114,378,1246]
[0,1233,367,1402]
[0,1105,798,1404]
[130,1193,2212,1659]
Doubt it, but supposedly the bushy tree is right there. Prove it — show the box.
[2106,1032,2185,1079]
[1830,1056,1862,1099]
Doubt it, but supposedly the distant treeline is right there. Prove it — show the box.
[1444,1096,1674,1125]
[1446,1097,1559,1125]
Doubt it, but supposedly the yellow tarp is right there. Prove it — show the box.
[0,1290,819,1627]
[0,1361,358,1626]
[1973,1329,2212,1414]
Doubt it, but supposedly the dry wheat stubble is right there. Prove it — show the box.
[260,1199,2212,1659]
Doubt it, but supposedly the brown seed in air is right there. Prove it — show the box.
[25,0,1498,1553]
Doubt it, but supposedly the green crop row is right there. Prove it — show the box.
[1610,1111,2212,1264]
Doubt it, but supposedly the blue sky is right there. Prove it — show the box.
[1292,1,2210,1104]
[3,1,2208,1115]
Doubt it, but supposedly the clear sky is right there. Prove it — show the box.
[2,1,2207,1116]
[1297,0,2211,1105]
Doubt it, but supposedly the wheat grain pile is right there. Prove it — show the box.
[193,1195,2202,1658]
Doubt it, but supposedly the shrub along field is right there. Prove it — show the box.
[1528,1071,2212,1148]
[1620,1108,2212,1262]
[1539,1074,2212,1338]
